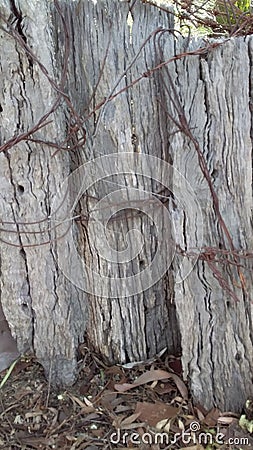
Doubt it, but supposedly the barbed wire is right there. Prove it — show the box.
[0,0,252,302]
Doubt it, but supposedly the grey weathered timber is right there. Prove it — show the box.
[169,35,253,411]
[0,0,252,412]
[0,0,88,384]
[62,0,180,363]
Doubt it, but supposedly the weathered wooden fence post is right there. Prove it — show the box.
[0,0,252,412]
[0,0,88,384]
[169,35,253,411]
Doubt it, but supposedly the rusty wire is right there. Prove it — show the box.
[0,0,252,302]
[141,0,253,37]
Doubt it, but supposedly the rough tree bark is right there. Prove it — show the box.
[0,0,252,412]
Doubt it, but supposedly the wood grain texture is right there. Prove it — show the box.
[58,0,180,364]
[169,35,253,410]
[0,0,87,384]
[0,0,252,411]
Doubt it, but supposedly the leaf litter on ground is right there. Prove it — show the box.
[0,347,252,449]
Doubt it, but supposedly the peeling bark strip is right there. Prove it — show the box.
[0,0,252,412]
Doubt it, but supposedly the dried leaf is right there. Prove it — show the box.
[99,390,118,411]
[114,369,167,392]
[79,405,97,415]
[153,382,175,395]
[105,366,125,377]
[114,404,133,413]
[134,369,172,385]
[82,413,101,423]
[195,407,205,422]
[178,418,185,430]
[217,416,236,425]
[120,347,167,368]
[67,393,95,411]
[114,369,188,399]
[169,358,182,375]
[121,421,147,430]
[134,401,179,427]
[120,412,141,426]
[156,417,172,432]
[195,403,208,416]
[114,382,133,392]
[166,373,188,400]
[120,361,143,369]
[83,396,94,407]
[203,407,220,427]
